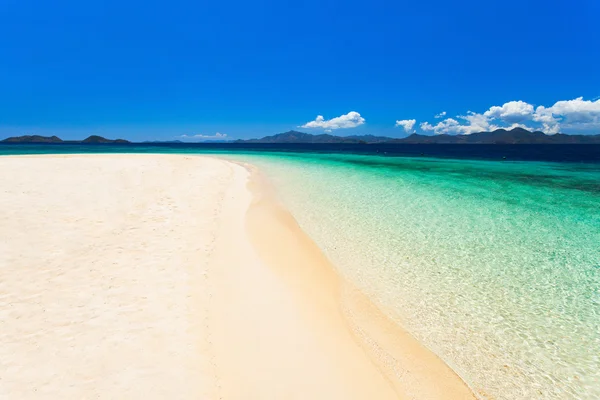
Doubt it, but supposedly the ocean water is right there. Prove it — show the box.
[2,144,599,399]
[225,152,600,400]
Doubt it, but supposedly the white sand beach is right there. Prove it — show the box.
[0,154,475,399]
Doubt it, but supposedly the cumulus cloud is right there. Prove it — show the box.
[550,97,600,123]
[483,100,534,123]
[531,98,600,134]
[179,132,227,140]
[459,111,497,134]
[421,113,497,135]
[505,123,536,131]
[420,118,461,135]
[420,121,434,131]
[434,111,447,118]
[395,119,416,133]
[416,97,600,135]
[532,106,560,134]
[301,111,365,130]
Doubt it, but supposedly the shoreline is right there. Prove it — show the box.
[240,160,476,399]
[0,154,476,399]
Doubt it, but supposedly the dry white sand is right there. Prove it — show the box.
[0,154,474,399]
[0,155,231,399]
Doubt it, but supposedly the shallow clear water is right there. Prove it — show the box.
[2,145,599,399]
[220,152,600,400]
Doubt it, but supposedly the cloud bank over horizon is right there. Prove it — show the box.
[412,97,600,135]
[179,132,227,141]
[298,97,600,138]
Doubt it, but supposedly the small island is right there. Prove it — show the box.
[1,135,64,143]
[81,135,130,144]
[1,135,130,144]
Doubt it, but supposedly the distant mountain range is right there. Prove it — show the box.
[391,128,600,144]
[1,135,130,144]
[142,140,184,143]
[235,131,391,144]
[236,128,600,144]
[3,128,600,145]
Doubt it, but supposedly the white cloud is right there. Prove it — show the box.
[179,132,227,140]
[484,100,534,123]
[301,111,365,130]
[532,106,560,134]
[545,97,600,124]
[421,113,496,135]
[505,123,536,131]
[459,111,497,134]
[421,118,463,135]
[434,111,447,118]
[420,122,434,131]
[531,98,600,134]
[417,97,600,135]
[395,119,416,133]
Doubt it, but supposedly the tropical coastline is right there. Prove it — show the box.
[1,147,600,399]
[0,154,476,399]
[226,151,600,400]
[3,0,599,398]
[1,148,599,399]
[243,162,476,399]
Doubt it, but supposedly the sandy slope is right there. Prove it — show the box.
[0,154,474,399]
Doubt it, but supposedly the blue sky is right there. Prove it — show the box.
[1,0,599,141]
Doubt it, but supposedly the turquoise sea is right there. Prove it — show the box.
[2,144,599,399]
